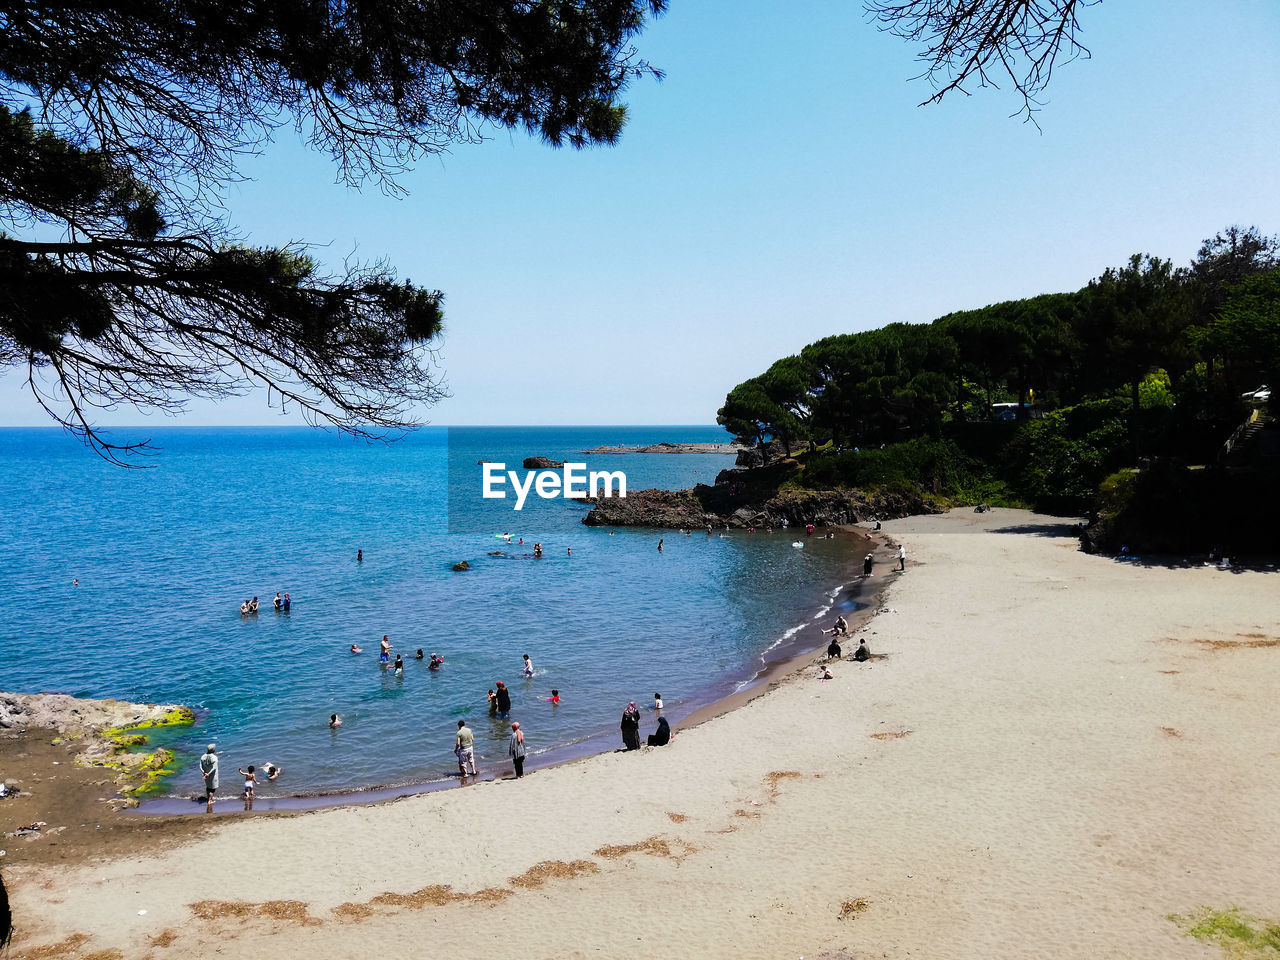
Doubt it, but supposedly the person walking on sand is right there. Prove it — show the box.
[897,544,906,571]
[508,721,527,778]
[620,701,641,751]
[456,720,477,777]
[199,743,219,812]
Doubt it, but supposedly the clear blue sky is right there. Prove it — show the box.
[3,0,1278,428]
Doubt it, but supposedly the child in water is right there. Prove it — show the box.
[238,765,257,798]
[393,654,404,676]
[522,654,534,677]
[547,689,560,705]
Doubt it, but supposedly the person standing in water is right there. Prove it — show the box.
[455,719,477,777]
[357,549,363,562]
[653,692,663,717]
[495,681,511,719]
[380,635,392,664]
[522,654,534,677]
[392,653,404,676]
[508,721,527,778]
[657,538,664,552]
[199,743,218,812]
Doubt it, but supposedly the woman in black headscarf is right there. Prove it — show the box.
[620,701,641,750]
[646,716,671,747]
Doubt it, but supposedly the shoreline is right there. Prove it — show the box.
[9,508,1280,959]
[3,527,891,825]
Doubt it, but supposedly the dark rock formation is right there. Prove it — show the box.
[581,442,739,455]
[522,456,564,469]
[582,478,938,529]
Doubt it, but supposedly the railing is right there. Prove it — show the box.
[1219,408,1261,462]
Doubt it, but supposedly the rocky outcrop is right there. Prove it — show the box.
[581,442,739,455]
[582,480,938,529]
[0,692,194,802]
[733,440,788,468]
[523,456,564,469]
[451,560,471,571]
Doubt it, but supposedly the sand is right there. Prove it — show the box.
[6,508,1280,959]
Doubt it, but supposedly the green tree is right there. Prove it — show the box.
[716,378,785,462]
[1200,268,1280,393]
[1079,254,1196,459]
[0,0,665,461]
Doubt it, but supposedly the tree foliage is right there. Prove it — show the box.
[0,0,665,461]
[865,0,1093,123]
[718,224,1279,505]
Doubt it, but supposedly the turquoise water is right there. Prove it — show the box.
[0,426,855,802]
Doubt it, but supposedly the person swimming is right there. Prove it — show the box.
[415,649,424,660]
[547,689,560,705]
[350,643,362,653]
[429,653,444,670]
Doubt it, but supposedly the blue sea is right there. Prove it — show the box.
[0,426,858,808]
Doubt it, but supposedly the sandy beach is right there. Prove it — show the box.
[5,507,1280,959]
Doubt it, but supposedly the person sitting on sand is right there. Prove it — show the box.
[854,640,870,662]
[350,643,362,653]
[647,716,671,747]
[329,713,342,728]
[829,615,848,636]
[818,664,834,680]
[827,638,842,660]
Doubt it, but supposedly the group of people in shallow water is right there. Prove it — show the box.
[196,743,281,812]
[238,592,290,615]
